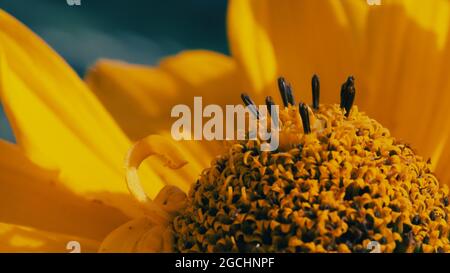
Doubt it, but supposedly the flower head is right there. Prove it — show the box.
[172,76,450,253]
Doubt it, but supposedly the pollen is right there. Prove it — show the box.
[172,75,450,253]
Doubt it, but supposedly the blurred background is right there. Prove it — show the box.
[0,0,228,142]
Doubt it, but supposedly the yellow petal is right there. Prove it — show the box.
[0,140,129,241]
[227,0,366,97]
[227,0,450,176]
[358,0,450,164]
[0,222,99,253]
[433,135,450,186]
[227,0,277,94]
[99,217,172,253]
[85,50,244,141]
[0,10,166,217]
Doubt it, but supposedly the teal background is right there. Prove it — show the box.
[0,0,228,142]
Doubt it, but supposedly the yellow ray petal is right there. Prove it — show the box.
[434,135,450,186]
[227,0,277,94]
[358,0,450,163]
[0,140,129,241]
[227,0,450,172]
[85,50,244,141]
[227,0,367,98]
[0,222,99,253]
[0,10,166,217]
[85,60,177,141]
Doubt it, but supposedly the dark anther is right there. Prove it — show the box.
[311,74,320,110]
[340,76,356,117]
[265,96,279,127]
[278,77,289,107]
[265,96,275,116]
[241,93,259,119]
[278,77,295,107]
[299,103,311,134]
[340,76,353,108]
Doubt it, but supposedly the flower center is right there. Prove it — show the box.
[171,75,450,253]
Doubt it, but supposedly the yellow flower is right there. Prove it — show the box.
[0,0,450,252]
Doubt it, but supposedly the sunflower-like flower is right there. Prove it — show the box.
[0,0,450,253]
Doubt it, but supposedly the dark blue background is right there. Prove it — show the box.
[0,0,228,142]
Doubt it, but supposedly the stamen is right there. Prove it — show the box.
[278,77,295,107]
[265,96,275,115]
[265,96,279,131]
[241,93,259,119]
[340,76,356,117]
[299,102,311,134]
[312,74,320,110]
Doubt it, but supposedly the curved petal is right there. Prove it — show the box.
[0,140,129,241]
[85,50,245,185]
[0,10,166,217]
[227,0,450,182]
[0,222,99,253]
[125,136,189,203]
